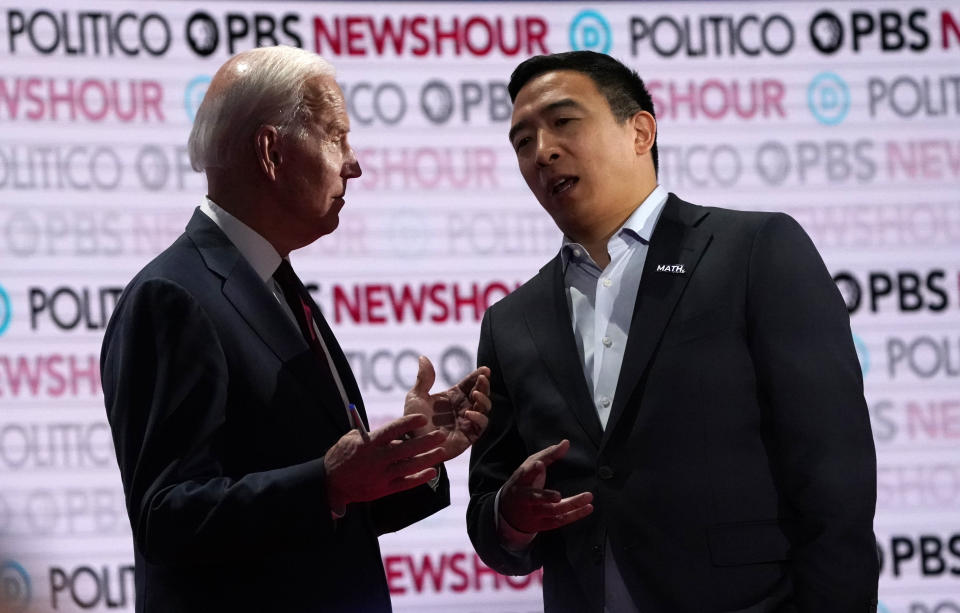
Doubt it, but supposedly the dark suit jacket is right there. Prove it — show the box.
[101,209,449,612]
[467,195,879,613]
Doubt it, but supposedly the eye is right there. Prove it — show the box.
[555,117,574,127]
[514,136,531,152]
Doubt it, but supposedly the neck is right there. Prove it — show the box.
[570,205,638,270]
[570,183,659,269]
[207,173,297,257]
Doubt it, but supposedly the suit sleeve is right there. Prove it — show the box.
[369,465,450,536]
[746,213,879,611]
[101,278,336,565]
[466,307,543,575]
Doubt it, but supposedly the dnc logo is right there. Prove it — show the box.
[184,75,212,121]
[0,283,11,337]
[569,10,612,54]
[0,560,31,613]
[807,72,850,126]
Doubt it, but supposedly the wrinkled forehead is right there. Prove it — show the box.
[303,74,349,129]
[303,75,344,113]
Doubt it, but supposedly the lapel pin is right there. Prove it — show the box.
[656,264,686,274]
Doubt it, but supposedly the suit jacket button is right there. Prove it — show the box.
[598,466,614,480]
[592,544,603,564]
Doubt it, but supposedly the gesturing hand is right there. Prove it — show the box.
[403,356,491,461]
[499,440,594,535]
[323,413,447,512]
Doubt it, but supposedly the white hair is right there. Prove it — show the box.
[187,45,336,172]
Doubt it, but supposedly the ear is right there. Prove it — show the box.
[254,125,282,181]
[631,110,657,157]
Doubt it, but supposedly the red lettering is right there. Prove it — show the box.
[344,16,365,56]
[410,16,430,56]
[649,79,785,121]
[379,551,540,593]
[482,282,511,310]
[887,141,960,180]
[333,282,517,324]
[907,402,939,439]
[0,78,163,122]
[498,17,522,55]
[1,356,44,396]
[48,354,66,396]
[70,354,100,396]
[0,77,22,119]
[942,11,960,49]
[448,552,469,593]
[25,77,43,119]
[906,401,960,439]
[464,16,493,56]
[313,16,342,55]
[141,80,164,122]
[429,283,449,323]
[48,78,77,121]
[0,355,100,397]
[472,553,503,590]
[943,401,960,438]
[407,553,446,592]
[79,80,109,121]
[369,16,408,55]
[332,284,362,323]
[433,16,461,55]
[365,284,388,324]
[762,79,786,118]
[526,17,548,54]
[312,15,548,57]
[452,283,481,322]
[388,284,429,321]
[384,555,407,595]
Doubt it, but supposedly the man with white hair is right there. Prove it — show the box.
[101,46,491,612]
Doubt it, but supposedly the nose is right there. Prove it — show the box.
[342,146,362,179]
[534,131,560,167]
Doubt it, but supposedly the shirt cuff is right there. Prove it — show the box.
[494,486,537,552]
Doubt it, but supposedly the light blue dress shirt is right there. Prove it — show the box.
[562,185,667,613]
[561,185,668,430]
[495,186,669,612]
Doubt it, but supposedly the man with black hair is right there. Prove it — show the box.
[467,51,879,612]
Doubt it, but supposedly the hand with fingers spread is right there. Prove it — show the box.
[499,439,594,535]
[323,413,447,512]
[404,356,492,461]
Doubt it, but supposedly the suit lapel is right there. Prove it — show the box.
[186,210,351,433]
[523,257,604,448]
[601,196,712,448]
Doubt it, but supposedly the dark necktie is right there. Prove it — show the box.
[273,259,333,375]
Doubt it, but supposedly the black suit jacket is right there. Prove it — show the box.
[467,195,878,612]
[101,209,449,612]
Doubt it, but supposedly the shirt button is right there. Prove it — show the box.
[599,397,611,408]
[602,336,612,347]
[573,248,582,257]
[601,278,612,287]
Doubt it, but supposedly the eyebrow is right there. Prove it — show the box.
[508,98,583,143]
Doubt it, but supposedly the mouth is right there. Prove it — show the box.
[548,175,579,196]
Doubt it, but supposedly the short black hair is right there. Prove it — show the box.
[508,51,658,174]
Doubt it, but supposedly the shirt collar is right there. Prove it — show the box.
[560,185,669,271]
[199,197,283,283]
